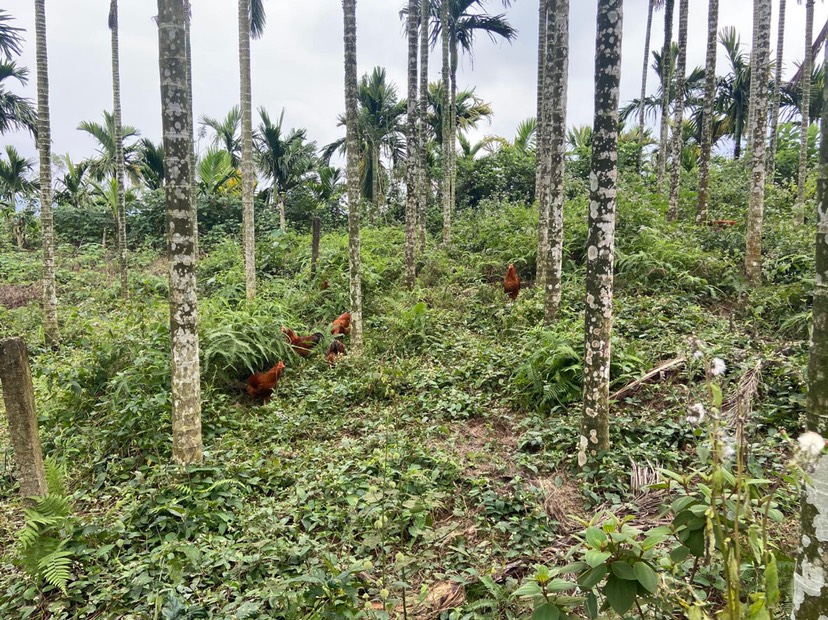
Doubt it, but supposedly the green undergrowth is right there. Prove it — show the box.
[0,176,813,618]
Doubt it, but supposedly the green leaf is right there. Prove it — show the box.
[513,581,543,598]
[633,562,659,593]
[765,554,779,606]
[711,383,723,407]
[545,579,576,593]
[669,545,690,563]
[585,527,608,549]
[610,561,636,580]
[585,549,611,567]
[585,592,598,619]
[603,573,637,616]
[532,602,560,620]
[577,564,608,590]
[683,529,706,557]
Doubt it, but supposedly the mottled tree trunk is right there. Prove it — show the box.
[0,338,47,499]
[34,0,59,347]
[449,41,458,232]
[440,0,451,245]
[109,0,128,298]
[157,0,203,465]
[637,0,654,174]
[534,0,548,201]
[239,0,256,299]
[746,0,760,153]
[656,0,674,193]
[417,0,429,254]
[343,0,363,353]
[310,216,320,278]
[797,0,815,215]
[667,0,688,220]
[745,0,772,286]
[183,0,198,259]
[536,0,552,290]
[544,0,568,324]
[766,0,787,180]
[696,0,719,224]
[278,194,286,231]
[404,0,418,289]
[579,0,623,468]
[792,40,828,620]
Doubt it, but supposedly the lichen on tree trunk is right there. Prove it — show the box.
[404,0,419,289]
[417,0,429,254]
[797,0,815,216]
[440,0,451,246]
[109,0,128,299]
[535,0,552,291]
[579,0,623,468]
[696,0,719,224]
[667,0,688,221]
[239,0,257,300]
[34,0,59,347]
[636,0,654,174]
[766,0,787,180]
[157,0,203,466]
[745,0,772,286]
[544,0,568,324]
[656,0,674,193]
[343,0,363,354]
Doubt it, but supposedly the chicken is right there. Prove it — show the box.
[246,361,285,402]
[282,326,298,342]
[708,219,738,229]
[326,339,346,366]
[292,332,324,358]
[330,312,352,336]
[503,264,520,300]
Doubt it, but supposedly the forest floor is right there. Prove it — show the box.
[0,185,816,618]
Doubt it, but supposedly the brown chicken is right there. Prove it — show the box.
[503,264,520,300]
[292,332,324,358]
[246,361,286,402]
[326,339,346,366]
[330,312,352,336]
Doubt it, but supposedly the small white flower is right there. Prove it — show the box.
[686,403,706,426]
[797,432,826,457]
[710,358,727,377]
[693,350,704,360]
[721,434,737,460]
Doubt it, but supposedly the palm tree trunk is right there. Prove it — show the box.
[667,0,688,220]
[536,0,553,290]
[278,193,286,231]
[534,0,547,200]
[343,0,363,354]
[34,0,59,347]
[156,0,203,465]
[449,40,458,227]
[734,111,743,159]
[238,0,256,300]
[656,0,674,193]
[440,0,451,245]
[797,0,815,213]
[696,0,719,224]
[404,0,418,289]
[110,0,128,299]
[371,145,380,221]
[544,0,568,324]
[766,0,787,180]
[793,37,828,620]
[183,0,199,260]
[746,0,760,153]
[637,0,655,174]
[417,0,429,253]
[311,216,320,277]
[745,0,772,286]
[580,0,623,468]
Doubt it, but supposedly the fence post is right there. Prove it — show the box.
[0,337,47,498]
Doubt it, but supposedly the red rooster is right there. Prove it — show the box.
[282,327,324,357]
[326,340,346,366]
[330,312,352,336]
[503,264,520,300]
[246,361,286,403]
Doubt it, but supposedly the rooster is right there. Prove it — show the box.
[330,312,352,336]
[503,264,520,300]
[292,332,324,358]
[246,361,285,403]
[326,339,346,366]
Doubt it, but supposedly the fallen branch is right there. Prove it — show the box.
[611,356,686,401]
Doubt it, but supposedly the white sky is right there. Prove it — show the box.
[1,0,823,164]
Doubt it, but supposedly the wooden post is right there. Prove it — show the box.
[311,217,321,278]
[0,337,47,498]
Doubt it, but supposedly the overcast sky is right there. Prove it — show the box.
[2,0,824,166]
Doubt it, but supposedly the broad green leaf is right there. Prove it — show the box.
[610,561,636,580]
[633,561,659,593]
[585,549,611,567]
[585,592,598,619]
[765,554,779,606]
[545,579,576,593]
[603,574,637,616]
[711,384,723,407]
[513,581,542,598]
[532,602,560,620]
[669,545,691,563]
[577,564,608,590]
[585,527,607,549]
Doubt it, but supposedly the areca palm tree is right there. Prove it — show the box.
[767,0,788,178]
[238,0,266,300]
[405,0,418,288]
[426,82,492,141]
[667,0,689,220]
[77,111,141,181]
[797,0,816,208]
[136,139,165,191]
[54,155,91,208]
[781,63,824,122]
[109,0,128,297]
[656,0,675,191]
[35,0,59,346]
[343,0,363,354]
[637,0,665,172]
[197,148,240,197]
[418,0,430,252]
[0,145,35,247]
[309,165,345,220]
[0,61,36,136]
[430,0,516,241]
[0,9,24,60]
[697,0,719,223]
[199,107,241,166]
[254,107,316,231]
[716,27,752,159]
